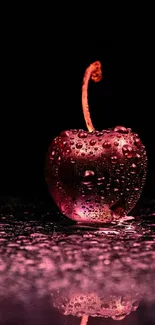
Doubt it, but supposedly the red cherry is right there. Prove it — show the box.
[45,61,147,223]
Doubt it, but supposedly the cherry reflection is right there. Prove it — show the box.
[50,226,145,324]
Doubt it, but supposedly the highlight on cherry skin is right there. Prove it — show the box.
[45,61,147,224]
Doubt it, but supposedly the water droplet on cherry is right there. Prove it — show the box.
[122,145,133,158]
[111,156,117,164]
[78,131,87,138]
[134,137,141,147]
[114,126,128,133]
[102,141,111,148]
[76,142,83,149]
[90,139,96,146]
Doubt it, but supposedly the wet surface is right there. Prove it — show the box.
[0,197,155,324]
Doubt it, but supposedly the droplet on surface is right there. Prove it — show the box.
[111,156,117,164]
[114,126,128,133]
[122,145,133,158]
[90,139,96,146]
[83,170,95,177]
[96,131,103,137]
[76,142,83,149]
[78,131,88,138]
[102,141,111,149]
[134,137,141,147]
[62,141,67,146]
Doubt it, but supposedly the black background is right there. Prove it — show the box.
[1,36,154,201]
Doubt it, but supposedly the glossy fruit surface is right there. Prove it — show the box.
[45,126,147,223]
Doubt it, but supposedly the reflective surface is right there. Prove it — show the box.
[0,197,155,325]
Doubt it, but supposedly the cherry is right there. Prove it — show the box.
[45,61,147,223]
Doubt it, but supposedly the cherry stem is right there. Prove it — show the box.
[80,315,89,325]
[82,61,102,132]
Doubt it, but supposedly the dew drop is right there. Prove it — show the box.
[96,131,103,136]
[66,149,71,154]
[78,131,87,138]
[76,142,83,149]
[90,139,96,146]
[98,177,105,181]
[134,137,141,147]
[122,144,133,158]
[101,303,109,309]
[136,153,141,159]
[84,170,95,177]
[114,140,119,146]
[114,126,128,133]
[74,303,81,308]
[111,156,117,164]
[102,141,111,148]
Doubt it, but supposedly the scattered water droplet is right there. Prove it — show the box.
[134,137,141,147]
[66,149,71,154]
[74,303,81,308]
[101,303,109,309]
[111,156,117,164]
[78,131,87,138]
[96,131,103,136]
[84,170,95,177]
[114,126,128,133]
[102,141,111,148]
[90,139,96,146]
[76,142,83,149]
[98,177,105,181]
[122,145,133,158]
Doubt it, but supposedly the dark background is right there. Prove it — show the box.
[1,36,154,200]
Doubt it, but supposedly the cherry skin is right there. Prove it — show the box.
[45,61,147,223]
[45,126,147,223]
